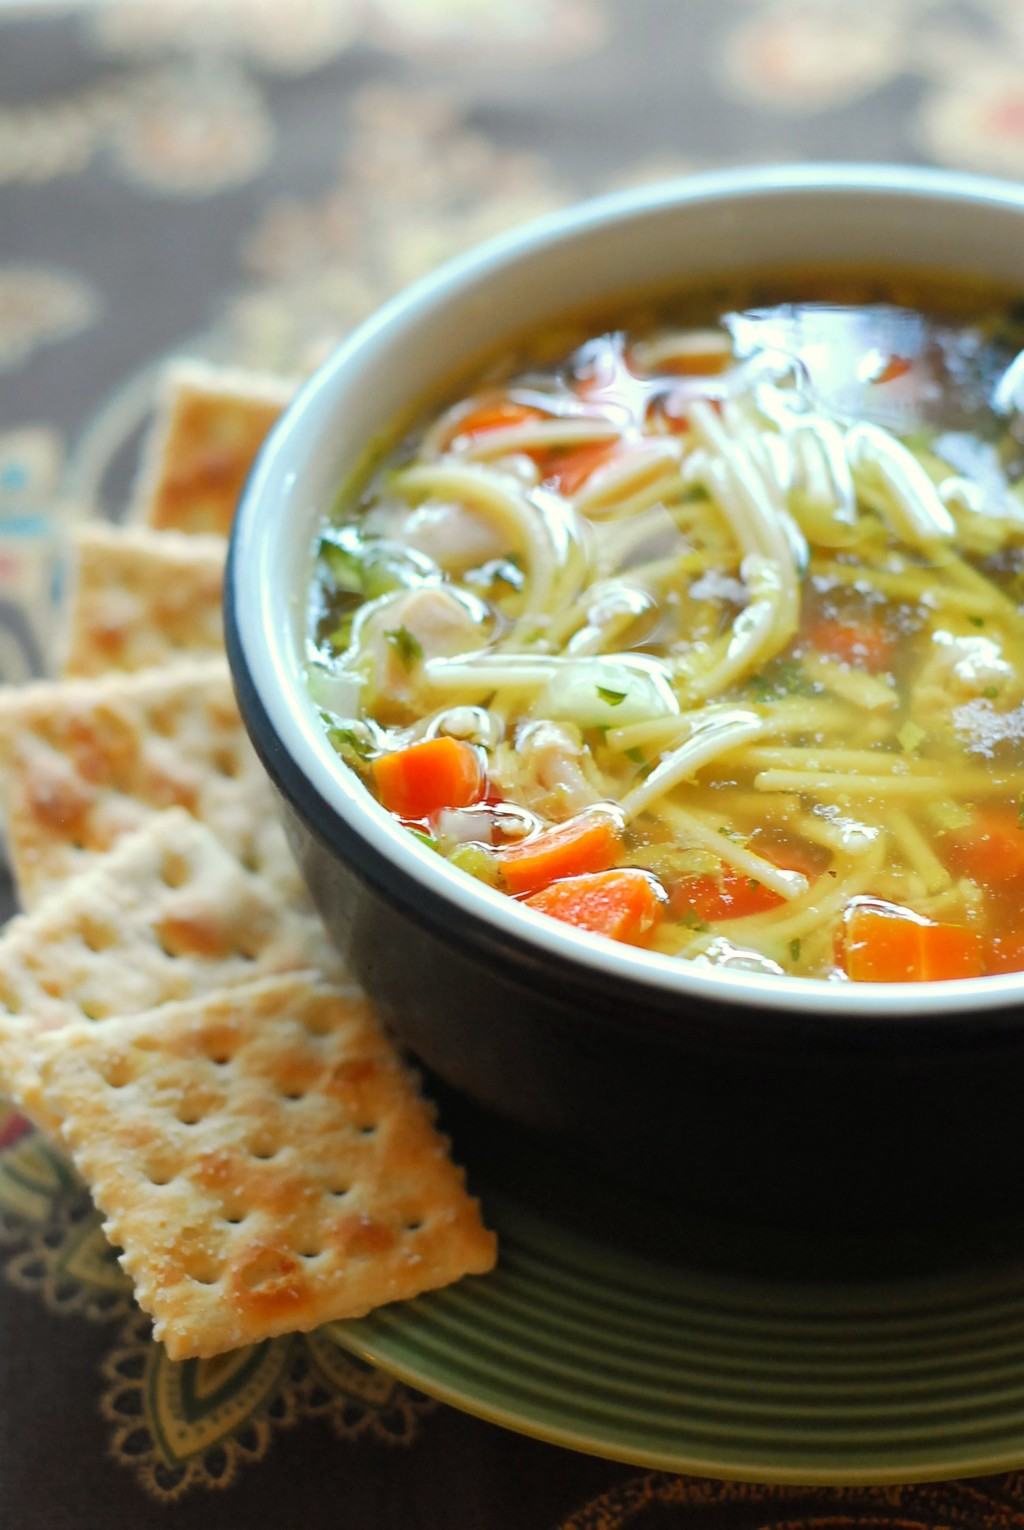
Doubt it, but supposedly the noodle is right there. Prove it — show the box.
[308,275,1024,982]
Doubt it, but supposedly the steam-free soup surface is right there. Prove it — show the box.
[307,272,1024,982]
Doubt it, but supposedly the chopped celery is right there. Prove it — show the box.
[448,843,500,886]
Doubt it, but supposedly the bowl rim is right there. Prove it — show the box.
[228,160,1024,1024]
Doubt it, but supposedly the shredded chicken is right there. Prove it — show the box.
[505,720,601,819]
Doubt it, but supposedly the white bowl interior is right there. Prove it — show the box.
[232,164,1024,1020]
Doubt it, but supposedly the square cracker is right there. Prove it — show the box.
[36,973,497,1358]
[0,808,341,1126]
[63,522,226,677]
[0,657,286,907]
[131,359,295,537]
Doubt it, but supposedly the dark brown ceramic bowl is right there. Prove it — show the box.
[226,165,1024,1232]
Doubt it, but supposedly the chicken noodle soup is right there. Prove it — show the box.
[307,271,1024,981]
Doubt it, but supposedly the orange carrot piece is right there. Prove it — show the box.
[373,736,484,821]
[526,868,665,945]
[545,441,619,496]
[669,847,820,924]
[450,400,544,440]
[843,904,984,982]
[946,806,1024,886]
[671,865,784,922]
[499,812,622,897]
[870,354,913,385]
[807,616,894,672]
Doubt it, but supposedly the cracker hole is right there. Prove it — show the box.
[185,1256,220,1286]
[405,1220,423,1233]
[143,1157,176,1187]
[213,747,241,779]
[249,1140,279,1162]
[177,1109,204,1127]
[280,1089,305,1103]
[79,916,117,953]
[358,1124,377,1137]
[298,1248,321,1260]
[79,999,108,1022]
[102,1058,135,1090]
[160,850,190,889]
[329,1187,349,1199]
[223,1214,246,1226]
[239,844,262,874]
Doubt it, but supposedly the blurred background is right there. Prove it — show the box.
[1,0,1023,672]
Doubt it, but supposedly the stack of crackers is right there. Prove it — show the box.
[0,360,496,1361]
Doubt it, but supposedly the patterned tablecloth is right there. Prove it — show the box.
[4,3,1024,1526]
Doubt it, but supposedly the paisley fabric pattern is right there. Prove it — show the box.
[3,1,1024,1525]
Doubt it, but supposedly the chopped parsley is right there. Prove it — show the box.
[597,685,627,707]
[385,625,423,668]
[327,726,374,769]
[681,911,709,933]
[969,615,985,628]
[982,686,1000,700]
[789,938,802,963]
[319,537,363,593]
[626,746,646,766]
[746,657,814,702]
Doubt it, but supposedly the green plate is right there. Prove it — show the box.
[325,1154,1024,1485]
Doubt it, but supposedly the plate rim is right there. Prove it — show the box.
[323,1315,1024,1486]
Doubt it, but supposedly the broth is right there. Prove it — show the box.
[306,271,1024,982]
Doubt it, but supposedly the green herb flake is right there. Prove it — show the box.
[408,829,439,852]
[319,537,363,593]
[1018,803,1024,829]
[626,747,646,766]
[682,912,709,933]
[789,938,802,963]
[385,625,424,668]
[982,686,1000,700]
[327,620,354,653]
[969,615,985,628]
[746,877,760,891]
[597,685,628,707]
[327,727,374,767]
[746,658,814,702]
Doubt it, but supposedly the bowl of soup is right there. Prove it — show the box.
[227,165,1024,1227]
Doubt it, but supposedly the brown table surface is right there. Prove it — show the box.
[5,2,1024,1525]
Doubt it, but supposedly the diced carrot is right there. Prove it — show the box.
[987,932,1024,975]
[526,868,665,945]
[870,354,913,385]
[373,737,484,821]
[842,903,984,982]
[670,846,820,924]
[499,811,621,896]
[807,616,894,672]
[450,400,544,439]
[545,441,619,496]
[946,806,1024,886]
[671,865,784,922]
